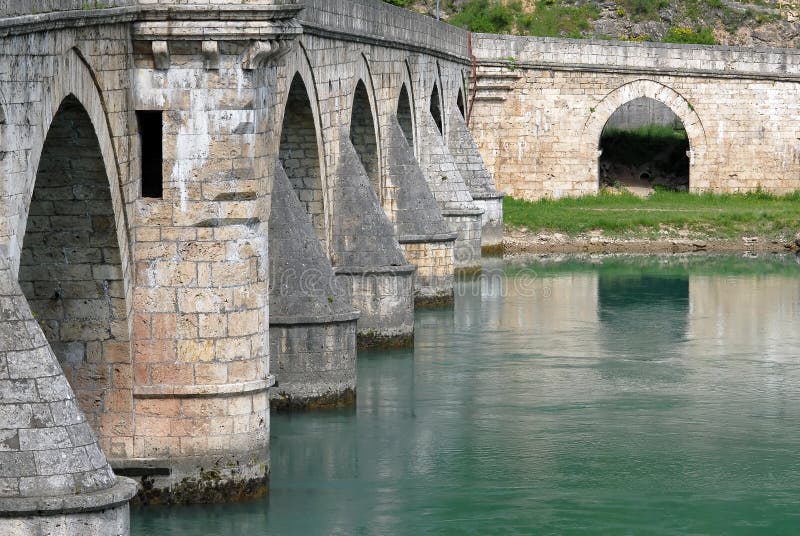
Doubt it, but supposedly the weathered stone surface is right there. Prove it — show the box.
[0,258,135,531]
[269,163,358,409]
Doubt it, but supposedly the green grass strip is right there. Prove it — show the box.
[504,190,800,239]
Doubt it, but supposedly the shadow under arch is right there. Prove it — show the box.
[276,43,330,251]
[13,49,136,454]
[348,53,383,201]
[19,92,132,450]
[584,79,707,191]
[430,80,443,135]
[396,59,417,153]
[23,48,132,298]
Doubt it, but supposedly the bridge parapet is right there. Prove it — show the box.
[473,33,800,81]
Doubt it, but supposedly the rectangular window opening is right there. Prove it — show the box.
[137,110,163,198]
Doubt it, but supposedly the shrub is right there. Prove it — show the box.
[663,26,717,45]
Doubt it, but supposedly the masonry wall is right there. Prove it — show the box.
[471,35,800,199]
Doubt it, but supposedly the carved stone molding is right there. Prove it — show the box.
[241,39,294,70]
[152,40,169,70]
[202,40,220,70]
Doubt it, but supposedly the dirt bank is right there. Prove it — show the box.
[502,227,799,255]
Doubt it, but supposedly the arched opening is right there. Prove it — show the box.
[457,88,466,119]
[350,80,381,197]
[430,82,443,135]
[279,73,326,244]
[599,97,690,192]
[397,83,414,150]
[18,94,129,436]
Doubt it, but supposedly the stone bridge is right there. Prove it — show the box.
[470,34,800,199]
[0,0,799,534]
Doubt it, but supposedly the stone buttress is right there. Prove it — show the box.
[269,163,359,410]
[417,108,484,271]
[122,5,300,503]
[447,109,504,251]
[384,117,457,306]
[0,260,137,535]
[332,136,416,348]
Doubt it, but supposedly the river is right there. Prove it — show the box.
[132,254,800,535]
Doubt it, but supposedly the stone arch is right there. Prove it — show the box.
[22,48,132,296]
[18,90,132,451]
[456,87,466,120]
[277,45,329,248]
[584,79,707,189]
[348,54,383,201]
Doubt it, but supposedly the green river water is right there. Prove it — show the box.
[132,254,800,535]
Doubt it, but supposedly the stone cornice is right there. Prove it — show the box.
[0,4,303,39]
[477,58,800,83]
[0,7,138,38]
[131,6,303,42]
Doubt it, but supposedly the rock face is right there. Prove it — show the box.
[413,0,800,49]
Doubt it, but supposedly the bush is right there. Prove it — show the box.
[663,26,717,45]
[618,0,669,21]
[448,0,599,38]
[517,1,600,38]
[449,0,519,33]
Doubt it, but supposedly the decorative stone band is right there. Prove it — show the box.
[132,21,302,41]
[132,377,274,399]
[270,311,360,326]
[131,5,302,70]
[0,7,138,38]
[333,264,417,276]
[471,192,506,201]
[441,207,485,217]
[398,232,459,244]
[0,478,137,517]
[475,57,800,83]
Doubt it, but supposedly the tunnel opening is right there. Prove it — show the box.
[18,94,130,442]
[599,97,689,193]
[279,73,326,245]
[457,88,465,119]
[350,80,381,198]
[430,82,443,135]
[397,83,414,150]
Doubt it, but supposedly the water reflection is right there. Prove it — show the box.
[132,254,800,536]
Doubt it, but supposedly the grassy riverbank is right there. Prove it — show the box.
[504,190,800,241]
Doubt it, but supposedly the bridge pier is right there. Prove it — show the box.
[417,112,484,271]
[447,109,505,251]
[118,10,302,503]
[384,117,457,306]
[332,137,416,348]
[0,260,137,535]
[269,164,359,410]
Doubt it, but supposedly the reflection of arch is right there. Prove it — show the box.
[585,80,706,187]
[276,43,329,250]
[348,54,383,200]
[19,92,131,442]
